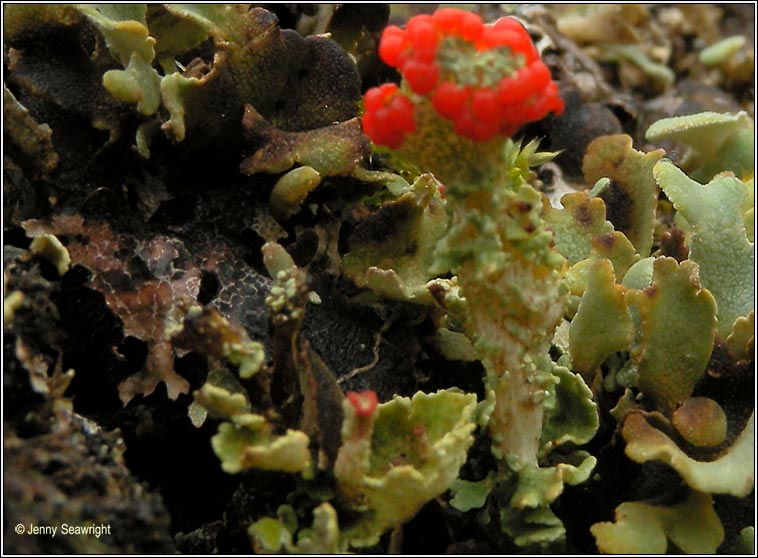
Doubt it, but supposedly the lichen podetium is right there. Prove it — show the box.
[363,8,567,474]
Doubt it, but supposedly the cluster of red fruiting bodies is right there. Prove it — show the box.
[362,8,564,148]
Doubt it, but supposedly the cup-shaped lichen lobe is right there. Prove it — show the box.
[367,390,477,475]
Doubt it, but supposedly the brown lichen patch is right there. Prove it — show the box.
[597,180,634,233]
[23,216,203,404]
[296,340,345,470]
[592,232,617,251]
[571,196,595,228]
[3,4,83,43]
[160,6,362,149]
[583,134,664,256]
[348,200,416,248]
[659,227,689,262]
[542,191,612,265]
[241,106,370,177]
[590,230,644,282]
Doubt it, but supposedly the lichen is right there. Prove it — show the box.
[3,85,59,180]
[591,491,724,554]
[699,36,747,66]
[542,191,613,266]
[569,258,634,375]
[6,3,362,157]
[626,257,717,414]
[646,112,754,182]
[653,159,753,339]
[76,5,162,116]
[582,134,663,257]
[552,5,675,92]
[342,173,448,304]
[3,4,753,555]
[28,234,70,277]
[212,417,312,475]
[3,244,175,553]
[335,389,478,546]
[622,412,754,497]
[22,216,197,403]
[671,397,728,448]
